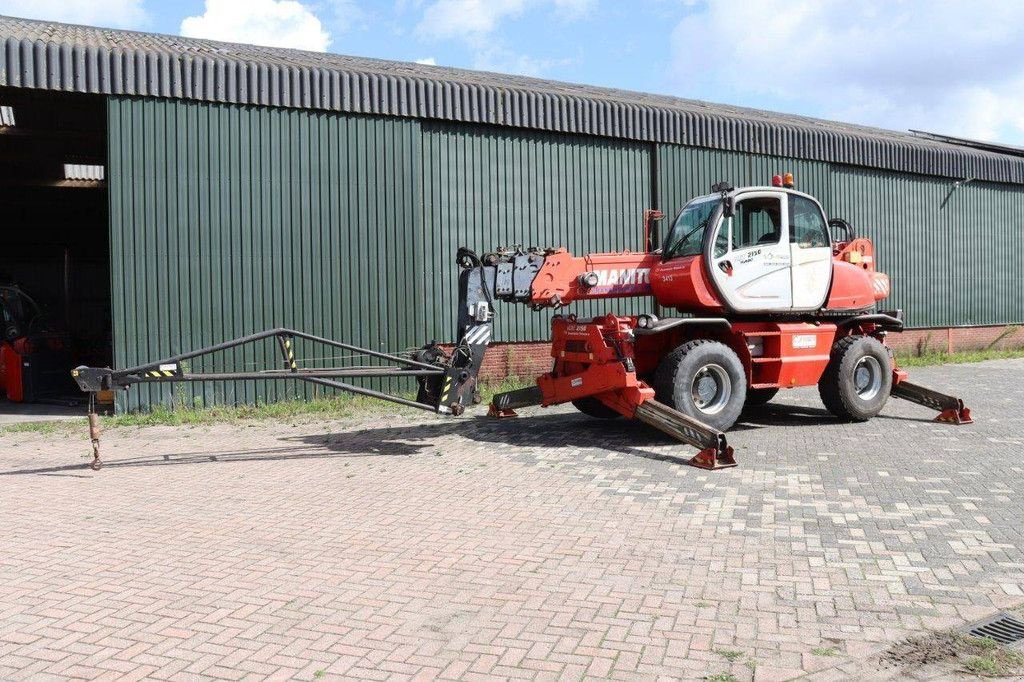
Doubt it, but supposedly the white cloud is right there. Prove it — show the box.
[415,0,590,78]
[416,0,593,41]
[472,47,572,78]
[551,0,594,18]
[322,0,364,34]
[0,0,147,28]
[416,0,527,41]
[669,0,1024,143]
[415,57,437,65]
[180,0,331,52]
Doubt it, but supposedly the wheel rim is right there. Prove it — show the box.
[690,363,731,414]
[853,356,882,400]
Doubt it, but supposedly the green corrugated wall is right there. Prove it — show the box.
[108,98,424,409]
[108,97,1024,409]
[421,122,651,342]
[656,146,833,217]
[828,166,1024,328]
[108,99,654,408]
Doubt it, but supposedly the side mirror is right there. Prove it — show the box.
[710,181,735,219]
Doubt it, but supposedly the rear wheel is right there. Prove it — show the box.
[654,339,746,431]
[572,396,621,419]
[818,335,892,421]
[745,387,779,406]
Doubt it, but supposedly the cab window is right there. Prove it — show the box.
[662,197,718,260]
[788,195,830,248]
[732,197,782,250]
[712,225,730,258]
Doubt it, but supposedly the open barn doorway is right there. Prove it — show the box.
[0,87,110,413]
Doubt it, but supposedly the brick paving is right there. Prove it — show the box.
[1,359,1023,680]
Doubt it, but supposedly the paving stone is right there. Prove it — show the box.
[0,360,1022,680]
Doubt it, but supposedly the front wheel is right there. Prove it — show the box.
[653,339,746,432]
[818,335,892,421]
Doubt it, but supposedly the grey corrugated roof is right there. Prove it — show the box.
[908,129,1024,159]
[2,14,1023,186]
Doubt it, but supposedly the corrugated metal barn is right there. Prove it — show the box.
[2,15,1023,410]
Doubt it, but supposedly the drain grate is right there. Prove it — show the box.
[961,612,1024,647]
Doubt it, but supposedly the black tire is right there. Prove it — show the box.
[572,396,621,419]
[745,387,779,406]
[818,335,892,421]
[653,340,746,431]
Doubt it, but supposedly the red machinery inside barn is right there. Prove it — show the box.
[1,285,77,404]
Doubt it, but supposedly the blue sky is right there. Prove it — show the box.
[2,0,1023,145]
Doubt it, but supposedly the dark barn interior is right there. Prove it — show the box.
[0,87,111,406]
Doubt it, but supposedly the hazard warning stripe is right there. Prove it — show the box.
[283,338,297,370]
[464,325,491,345]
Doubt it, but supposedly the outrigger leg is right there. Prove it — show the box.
[633,399,736,469]
[890,369,973,424]
[489,386,735,470]
[488,385,542,418]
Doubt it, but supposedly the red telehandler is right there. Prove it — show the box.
[72,175,971,470]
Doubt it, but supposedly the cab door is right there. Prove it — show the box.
[788,194,833,310]
[708,191,793,312]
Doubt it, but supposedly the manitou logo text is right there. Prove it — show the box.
[593,268,651,288]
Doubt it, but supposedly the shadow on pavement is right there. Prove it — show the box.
[738,402,839,427]
[0,436,434,476]
[0,400,943,476]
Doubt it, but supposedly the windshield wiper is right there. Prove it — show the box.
[667,214,713,258]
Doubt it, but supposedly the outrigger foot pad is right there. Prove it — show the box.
[487,404,518,418]
[935,405,973,425]
[689,443,737,470]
